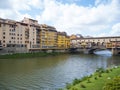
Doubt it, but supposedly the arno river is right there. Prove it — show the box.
[0,51,120,90]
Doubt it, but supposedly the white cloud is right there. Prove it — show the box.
[0,0,120,36]
[110,23,120,36]
[0,9,32,21]
[36,0,120,36]
[11,0,31,11]
[95,0,101,6]
[28,0,43,9]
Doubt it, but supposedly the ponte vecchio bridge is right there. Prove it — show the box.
[70,36,120,55]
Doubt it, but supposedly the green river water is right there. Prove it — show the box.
[0,53,120,90]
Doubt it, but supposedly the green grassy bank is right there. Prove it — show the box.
[0,52,62,59]
[62,66,120,90]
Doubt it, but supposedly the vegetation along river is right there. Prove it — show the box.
[0,51,120,90]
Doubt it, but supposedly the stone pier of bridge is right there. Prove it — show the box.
[111,47,120,55]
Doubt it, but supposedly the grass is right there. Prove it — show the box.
[0,52,61,59]
[64,66,120,90]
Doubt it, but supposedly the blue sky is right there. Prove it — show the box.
[0,0,120,36]
[57,0,95,6]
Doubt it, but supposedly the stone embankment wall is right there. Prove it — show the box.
[0,47,28,55]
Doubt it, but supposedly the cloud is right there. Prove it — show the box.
[0,0,11,9]
[28,0,44,9]
[36,0,120,36]
[0,0,120,36]
[110,23,120,36]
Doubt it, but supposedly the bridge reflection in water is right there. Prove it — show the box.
[94,50,112,56]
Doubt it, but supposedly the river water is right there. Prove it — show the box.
[0,52,120,90]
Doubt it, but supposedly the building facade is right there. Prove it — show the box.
[57,32,70,49]
[40,24,57,49]
[0,17,70,54]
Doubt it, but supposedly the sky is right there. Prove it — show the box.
[0,0,120,36]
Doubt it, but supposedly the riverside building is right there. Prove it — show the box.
[57,32,70,49]
[0,17,70,54]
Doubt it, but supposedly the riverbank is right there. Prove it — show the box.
[0,52,64,59]
[63,66,120,90]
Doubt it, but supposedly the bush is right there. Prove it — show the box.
[87,78,92,83]
[96,68,105,73]
[66,83,72,89]
[103,76,120,90]
[98,73,102,77]
[105,69,110,73]
[72,87,78,90]
[94,77,98,80]
[81,76,90,81]
[80,84,86,88]
[73,78,81,85]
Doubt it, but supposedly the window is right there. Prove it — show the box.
[3,36,5,39]
[3,32,5,35]
[21,45,23,47]
[13,45,15,47]
[3,40,5,43]
[9,41,11,43]
[7,44,10,47]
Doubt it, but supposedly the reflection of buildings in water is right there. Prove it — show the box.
[97,56,107,69]
[107,56,120,67]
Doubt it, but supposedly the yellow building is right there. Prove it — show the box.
[57,32,70,49]
[40,24,57,49]
[65,36,70,48]
[70,34,77,39]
